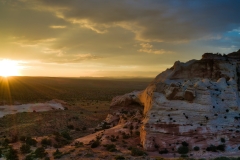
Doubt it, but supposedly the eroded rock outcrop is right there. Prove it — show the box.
[110,50,240,154]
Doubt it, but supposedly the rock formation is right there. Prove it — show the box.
[109,50,240,154]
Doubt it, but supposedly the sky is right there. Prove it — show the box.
[0,0,239,77]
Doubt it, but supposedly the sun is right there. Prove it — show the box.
[0,59,21,77]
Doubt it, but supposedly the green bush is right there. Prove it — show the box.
[20,144,31,154]
[177,146,189,154]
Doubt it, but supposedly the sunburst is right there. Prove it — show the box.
[0,59,21,77]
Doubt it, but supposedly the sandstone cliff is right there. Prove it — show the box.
[110,50,240,154]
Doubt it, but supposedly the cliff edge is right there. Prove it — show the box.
[111,50,240,154]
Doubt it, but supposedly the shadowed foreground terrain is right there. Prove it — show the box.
[0,77,152,159]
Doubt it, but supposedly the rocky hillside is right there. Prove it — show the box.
[110,50,240,155]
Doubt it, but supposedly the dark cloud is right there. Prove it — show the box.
[33,0,240,42]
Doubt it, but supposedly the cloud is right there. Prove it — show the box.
[50,25,66,29]
[27,0,240,42]
[138,43,173,54]
[45,53,101,63]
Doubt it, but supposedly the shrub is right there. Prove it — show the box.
[131,147,147,156]
[67,125,74,130]
[20,136,26,142]
[130,125,134,130]
[54,135,70,147]
[102,122,110,129]
[5,147,18,160]
[61,131,72,140]
[180,154,189,158]
[159,149,168,154]
[115,155,125,160]
[154,144,159,149]
[128,146,132,150]
[25,155,34,160]
[10,135,18,143]
[193,146,200,151]
[74,142,84,148]
[177,146,189,154]
[91,140,100,148]
[221,138,225,143]
[84,153,94,157]
[110,135,117,142]
[122,134,130,139]
[25,137,37,146]
[2,138,10,146]
[104,144,117,152]
[181,141,189,146]
[41,138,52,147]
[213,157,231,160]
[34,147,47,158]
[20,144,31,154]
[53,149,63,159]
[206,144,225,152]
[206,145,217,152]
[216,144,225,151]
[135,131,140,136]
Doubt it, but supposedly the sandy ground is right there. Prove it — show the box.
[0,100,64,118]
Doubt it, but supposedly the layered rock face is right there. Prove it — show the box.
[111,50,240,153]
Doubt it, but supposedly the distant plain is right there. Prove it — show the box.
[0,77,151,140]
